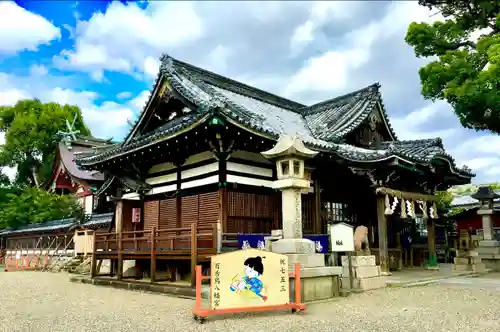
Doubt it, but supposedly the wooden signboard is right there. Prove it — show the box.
[192,249,306,323]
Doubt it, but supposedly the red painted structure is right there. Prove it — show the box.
[453,208,500,233]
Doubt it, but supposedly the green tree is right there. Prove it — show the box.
[0,187,83,229]
[405,0,500,133]
[0,99,90,187]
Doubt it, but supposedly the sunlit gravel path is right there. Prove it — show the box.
[1,272,500,332]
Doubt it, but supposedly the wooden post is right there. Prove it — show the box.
[347,252,354,290]
[376,196,389,275]
[115,200,124,280]
[150,226,156,282]
[90,232,97,278]
[191,223,198,287]
[313,177,321,234]
[427,218,438,269]
[396,232,403,270]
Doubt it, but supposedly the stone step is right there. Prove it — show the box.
[342,265,381,279]
[341,255,376,267]
[287,253,325,269]
[341,276,386,291]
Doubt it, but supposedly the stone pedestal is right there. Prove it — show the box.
[340,255,386,291]
[271,238,342,301]
[477,240,500,271]
[452,250,486,273]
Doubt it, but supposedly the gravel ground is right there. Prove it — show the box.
[1,272,500,332]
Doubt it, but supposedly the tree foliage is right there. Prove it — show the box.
[405,0,500,133]
[0,187,83,229]
[0,99,91,187]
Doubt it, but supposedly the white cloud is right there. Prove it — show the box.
[29,64,48,77]
[0,2,61,55]
[54,1,203,78]
[285,2,441,99]
[130,90,150,111]
[0,88,31,106]
[116,91,132,100]
[0,72,135,142]
[90,70,104,82]
[143,56,160,80]
[284,49,370,98]
[290,1,364,56]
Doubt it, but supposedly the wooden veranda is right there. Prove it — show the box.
[91,223,218,285]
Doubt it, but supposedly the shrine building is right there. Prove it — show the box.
[75,55,474,284]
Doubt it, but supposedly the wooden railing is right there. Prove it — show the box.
[93,223,217,256]
[92,223,217,286]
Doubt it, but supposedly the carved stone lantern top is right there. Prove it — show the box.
[261,135,318,160]
[471,186,500,201]
[261,135,317,187]
[472,186,499,212]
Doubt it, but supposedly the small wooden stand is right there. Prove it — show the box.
[192,263,306,324]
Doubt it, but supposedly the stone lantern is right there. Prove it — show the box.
[261,135,317,243]
[471,186,499,242]
[261,135,343,301]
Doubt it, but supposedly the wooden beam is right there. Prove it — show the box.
[375,187,438,202]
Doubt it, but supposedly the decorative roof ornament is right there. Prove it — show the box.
[261,135,318,160]
[56,113,80,149]
[160,55,175,74]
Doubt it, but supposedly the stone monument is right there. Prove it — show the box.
[472,186,500,271]
[452,229,486,273]
[341,226,386,291]
[261,135,342,301]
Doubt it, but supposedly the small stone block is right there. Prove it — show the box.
[452,264,471,271]
[454,257,469,265]
[341,255,376,267]
[341,276,386,291]
[272,238,315,254]
[342,265,380,278]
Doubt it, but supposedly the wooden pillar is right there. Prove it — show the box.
[115,200,124,280]
[190,223,198,287]
[90,232,97,278]
[218,155,227,252]
[427,218,438,269]
[396,232,403,270]
[313,176,321,234]
[376,196,390,275]
[176,166,182,228]
[150,226,156,282]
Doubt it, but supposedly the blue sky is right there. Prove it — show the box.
[0,1,498,184]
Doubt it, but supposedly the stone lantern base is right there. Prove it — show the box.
[477,240,500,272]
[452,250,486,273]
[271,237,342,302]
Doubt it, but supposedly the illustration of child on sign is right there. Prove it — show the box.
[229,256,268,302]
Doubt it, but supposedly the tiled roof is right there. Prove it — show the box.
[79,213,113,229]
[302,84,397,141]
[76,55,474,179]
[0,218,76,236]
[452,190,500,207]
[59,142,104,181]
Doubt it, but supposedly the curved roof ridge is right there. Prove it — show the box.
[162,54,305,112]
